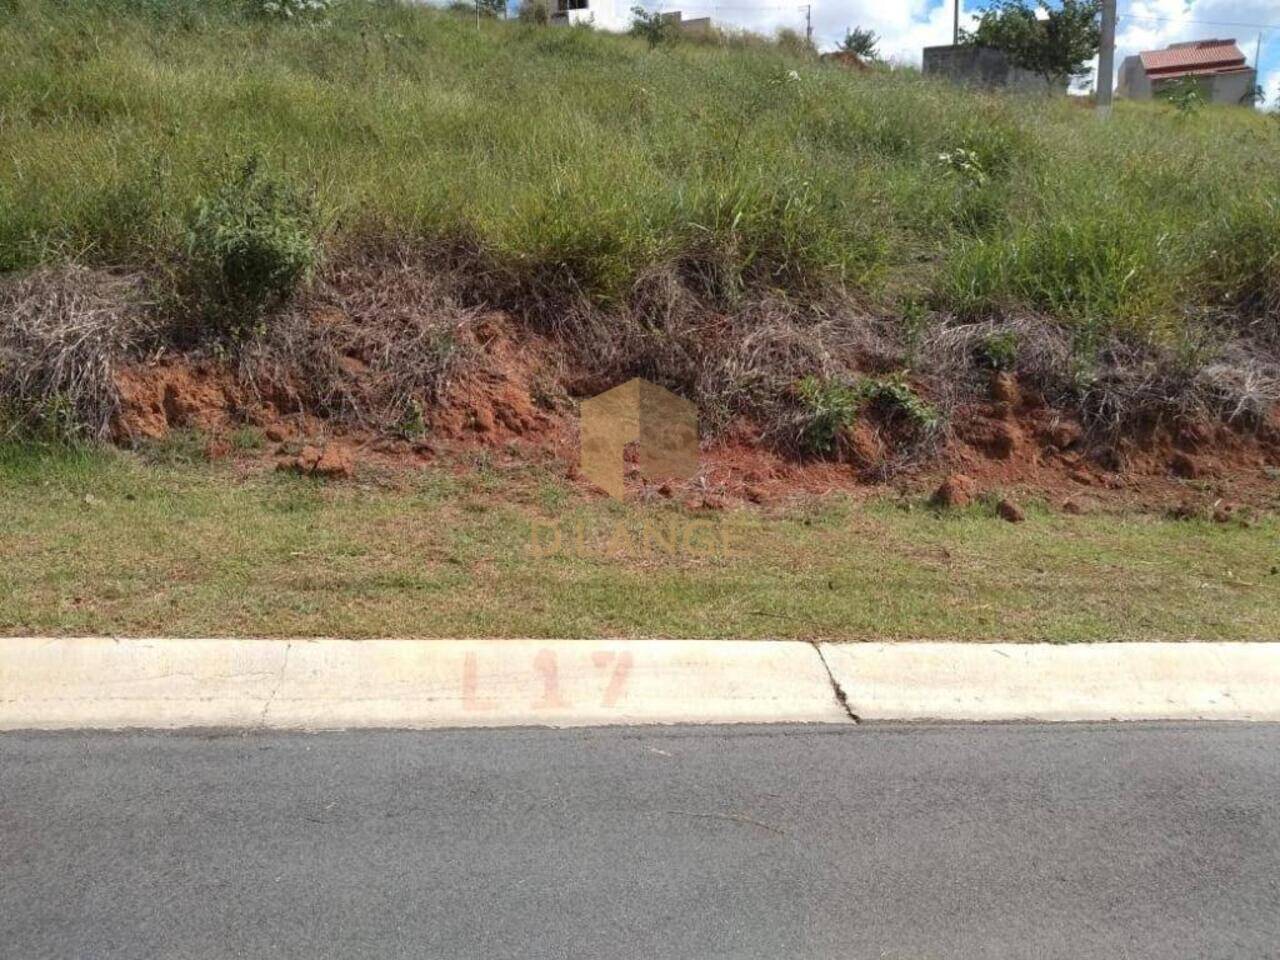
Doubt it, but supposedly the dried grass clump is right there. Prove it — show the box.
[540,268,904,453]
[920,314,1280,435]
[241,248,480,431]
[0,266,152,440]
[1191,344,1280,426]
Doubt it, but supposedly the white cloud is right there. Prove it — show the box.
[1264,68,1280,107]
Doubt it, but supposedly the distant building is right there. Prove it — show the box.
[550,0,629,32]
[1116,39,1257,106]
[551,1,710,36]
[922,44,1064,94]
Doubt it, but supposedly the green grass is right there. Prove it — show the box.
[2,0,1279,341]
[2,443,1277,640]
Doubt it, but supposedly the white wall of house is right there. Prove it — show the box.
[1116,56,1257,106]
[553,0,632,32]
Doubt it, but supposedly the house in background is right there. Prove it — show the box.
[1116,39,1258,106]
[550,1,709,35]
[550,0,629,32]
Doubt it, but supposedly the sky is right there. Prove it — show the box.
[638,0,1280,107]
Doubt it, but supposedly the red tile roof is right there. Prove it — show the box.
[1139,39,1247,78]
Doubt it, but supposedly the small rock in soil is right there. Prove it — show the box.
[275,443,355,480]
[996,498,1026,523]
[264,425,288,443]
[931,474,977,509]
[1061,498,1085,515]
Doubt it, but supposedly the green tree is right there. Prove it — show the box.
[630,6,678,48]
[517,0,549,24]
[963,0,1101,87]
[839,26,879,60]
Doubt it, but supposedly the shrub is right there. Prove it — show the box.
[839,27,879,60]
[183,155,317,339]
[793,373,939,456]
[860,375,940,432]
[517,0,550,25]
[976,330,1019,371]
[795,375,861,455]
[629,6,678,48]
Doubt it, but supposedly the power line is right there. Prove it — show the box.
[1118,11,1280,32]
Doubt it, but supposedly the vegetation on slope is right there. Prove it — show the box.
[1,0,1278,450]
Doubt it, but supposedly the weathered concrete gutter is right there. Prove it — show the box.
[1,638,1278,730]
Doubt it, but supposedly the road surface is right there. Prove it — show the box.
[3,723,1278,959]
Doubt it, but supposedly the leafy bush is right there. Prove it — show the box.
[629,6,679,48]
[1159,77,1206,116]
[976,330,1019,371]
[183,156,317,338]
[859,375,940,432]
[794,373,939,455]
[963,0,1100,86]
[839,27,879,60]
[517,0,549,24]
[795,376,861,455]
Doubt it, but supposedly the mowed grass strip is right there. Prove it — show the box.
[1,444,1276,640]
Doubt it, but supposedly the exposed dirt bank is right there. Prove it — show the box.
[108,312,1280,517]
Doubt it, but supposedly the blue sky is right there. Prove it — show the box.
[632,0,1280,106]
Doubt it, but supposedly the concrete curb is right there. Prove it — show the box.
[2,639,1279,729]
[818,642,1280,722]
[0,638,848,730]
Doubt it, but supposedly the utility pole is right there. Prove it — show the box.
[1096,0,1116,117]
[1254,33,1264,107]
[803,3,812,46]
[953,0,960,46]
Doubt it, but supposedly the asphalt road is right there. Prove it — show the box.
[3,723,1279,960]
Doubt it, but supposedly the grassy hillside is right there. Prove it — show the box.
[3,0,1278,323]
[1,0,1278,448]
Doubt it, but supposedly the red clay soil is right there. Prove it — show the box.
[109,321,1280,516]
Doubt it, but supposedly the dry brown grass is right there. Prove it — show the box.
[0,266,153,440]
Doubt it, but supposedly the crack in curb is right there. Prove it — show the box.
[258,641,292,727]
[812,642,860,723]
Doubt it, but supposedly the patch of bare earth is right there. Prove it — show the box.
[109,319,1280,517]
